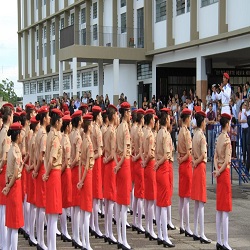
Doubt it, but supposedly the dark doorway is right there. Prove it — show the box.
[138,82,152,108]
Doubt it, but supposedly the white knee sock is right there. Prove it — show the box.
[194,201,199,236]
[38,208,47,249]
[199,202,208,239]
[93,199,102,235]
[24,198,30,234]
[216,211,223,245]
[137,198,144,231]
[104,199,109,237]
[116,203,122,244]
[6,228,11,250]
[144,200,149,232]
[84,211,92,250]
[73,206,81,245]
[183,198,192,233]
[179,198,184,229]
[61,208,71,238]
[121,205,130,249]
[223,212,231,249]
[156,205,162,240]
[80,211,86,248]
[132,197,138,226]
[47,214,58,250]
[108,200,116,241]
[148,200,157,238]
[130,185,134,212]
[0,205,7,250]
[161,207,172,244]
[11,229,18,250]
[167,205,174,228]
[29,204,37,243]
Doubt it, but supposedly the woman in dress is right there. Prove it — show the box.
[2,122,24,250]
[191,111,211,244]
[177,108,193,237]
[214,113,233,250]
[43,109,63,250]
[0,103,13,250]
[115,102,132,250]
[78,114,94,250]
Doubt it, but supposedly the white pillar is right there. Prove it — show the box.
[59,60,63,98]
[113,59,120,105]
[152,60,157,98]
[72,57,77,99]
[98,60,104,96]
[196,56,207,106]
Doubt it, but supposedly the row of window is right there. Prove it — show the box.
[36,40,55,59]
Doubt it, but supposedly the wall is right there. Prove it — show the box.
[174,12,190,45]
[154,21,167,49]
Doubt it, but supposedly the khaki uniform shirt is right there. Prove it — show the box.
[61,133,71,168]
[103,124,116,158]
[28,132,37,168]
[131,123,138,155]
[0,125,11,167]
[178,125,192,157]
[7,142,23,180]
[134,125,143,157]
[35,126,47,166]
[92,123,103,157]
[18,128,26,156]
[81,135,94,169]
[215,131,231,166]
[192,128,207,163]
[69,128,82,167]
[116,120,131,158]
[101,124,108,154]
[142,127,155,160]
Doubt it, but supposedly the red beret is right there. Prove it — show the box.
[137,108,145,115]
[182,108,192,115]
[108,104,118,112]
[50,99,57,104]
[83,114,93,121]
[14,112,21,117]
[223,72,230,80]
[16,107,22,112]
[102,110,107,114]
[221,113,231,120]
[145,109,155,115]
[132,109,137,113]
[196,110,206,118]
[38,106,49,114]
[78,104,88,110]
[92,106,102,113]
[20,111,27,116]
[30,116,39,124]
[154,115,158,121]
[121,102,131,109]
[71,110,82,119]
[9,122,22,130]
[3,103,14,110]
[62,115,72,122]
[25,104,35,110]
[51,108,63,118]
[161,108,171,114]
[64,111,70,116]
[88,112,93,116]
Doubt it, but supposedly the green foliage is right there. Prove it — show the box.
[0,78,18,105]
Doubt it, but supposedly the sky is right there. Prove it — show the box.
[0,0,23,97]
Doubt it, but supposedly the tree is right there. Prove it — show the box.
[0,78,18,105]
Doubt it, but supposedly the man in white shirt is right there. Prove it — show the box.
[186,97,193,111]
[211,84,217,117]
[215,73,231,115]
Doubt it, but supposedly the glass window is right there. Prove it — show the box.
[53,78,59,91]
[121,0,126,7]
[37,95,43,104]
[77,73,81,88]
[37,46,39,59]
[81,8,86,24]
[82,72,92,87]
[94,71,98,86]
[45,95,51,104]
[44,26,46,38]
[187,0,190,12]
[61,17,64,30]
[137,8,144,48]
[81,28,86,45]
[93,24,98,40]
[45,80,51,92]
[36,30,39,41]
[52,22,55,36]
[52,40,55,55]
[201,0,218,7]
[121,13,126,33]
[30,82,36,94]
[37,81,44,93]
[63,75,70,90]
[93,2,97,19]
[156,0,166,22]
[53,94,59,99]
[24,83,29,95]
[44,0,46,5]
[176,0,185,15]
[71,13,74,25]
[44,43,47,57]
[137,62,152,80]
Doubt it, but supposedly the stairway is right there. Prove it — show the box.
[231,159,250,184]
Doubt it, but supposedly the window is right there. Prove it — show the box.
[43,26,46,38]
[63,75,70,90]
[94,71,98,86]
[52,40,55,55]
[45,95,51,104]
[37,81,44,93]
[44,43,47,57]
[37,96,44,104]
[53,94,59,99]
[187,0,190,12]
[24,83,29,95]
[44,0,46,5]
[36,30,39,41]
[81,8,86,24]
[52,22,55,36]
[61,17,64,29]
[45,80,51,92]
[93,2,97,19]
[156,0,166,22]
[77,73,81,88]
[36,0,38,9]
[137,8,144,48]
[71,13,74,25]
[37,46,39,59]
[30,82,36,94]
[81,28,86,45]
[82,72,92,87]
[201,0,218,7]
[53,78,59,91]
[137,62,152,80]
[93,24,98,40]
[121,13,126,33]
[121,0,126,7]
[176,0,185,15]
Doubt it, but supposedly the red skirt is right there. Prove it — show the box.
[21,167,26,201]
[80,166,93,213]
[131,158,135,183]
[27,170,36,205]
[116,158,131,205]
[191,162,207,203]
[156,161,171,207]
[169,161,174,198]
[92,157,103,199]
[179,156,192,198]
[46,169,62,214]
[216,167,232,212]
[71,166,80,207]
[134,160,144,199]
[0,164,7,205]
[144,160,156,201]
[101,156,105,188]
[6,179,24,229]
[61,168,72,208]
[36,164,46,208]
[103,160,116,201]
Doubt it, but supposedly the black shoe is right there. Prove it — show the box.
[148,234,157,241]
[222,245,235,250]
[153,219,157,225]
[28,238,37,246]
[113,218,117,225]
[104,235,108,243]
[18,228,24,234]
[130,210,133,215]
[126,224,132,229]
[61,234,72,242]
[44,225,47,231]
[81,248,87,250]
[36,245,45,250]
[67,215,71,222]
[56,231,61,237]
[108,237,118,245]
[101,213,105,218]
[72,239,75,247]
[94,232,104,239]
[74,241,82,249]
[185,230,193,237]
[24,231,29,240]
[157,238,163,245]
[163,240,175,248]
[121,244,132,250]
[137,227,145,234]
[193,234,200,241]
[145,231,149,238]
[200,237,211,244]
[90,229,95,236]
[142,214,145,219]
[180,227,185,234]
[117,242,122,249]
[167,224,176,230]
[131,225,138,231]
[216,243,223,250]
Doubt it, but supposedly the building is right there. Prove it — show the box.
[18,0,250,107]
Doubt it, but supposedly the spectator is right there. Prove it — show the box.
[170,115,177,152]
[186,97,193,111]
[104,94,110,108]
[75,97,81,109]
[206,89,212,110]
[190,111,197,137]
[142,97,148,110]
[116,99,121,111]
[181,90,187,104]
[131,101,137,111]
[236,86,242,100]
[235,92,242,120]
[230,117,237,159]
[211,84,218,117]
[81,92,88,104]
[69,100,76,115]
[99,95,105,110]
[243,84,248,100]
[156,98,162,111]
[230,99,236,119]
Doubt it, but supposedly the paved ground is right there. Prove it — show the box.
[18,154,250,250]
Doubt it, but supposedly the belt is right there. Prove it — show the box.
[222,104,229,107]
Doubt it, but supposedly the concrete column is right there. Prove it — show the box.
[86,0,91,45]
[17,0,21,31]
[64,11,70,70]
[98,0,104,46]
[167,0,174,46]
[74,6,80,45]
[72,57,78,99]
[46,20,51,74]
[196,56,207,107]
[18,33,23,80]
[38,0,42,21]
[55,0,59,12]
[31,28,35,77]
[46,0,50,16]
[59,61,64,98]
[152,60,157,98]
[64,0,68,8]
[126,0,133,47]
[38,24,43,76]
[144,0,153,51]
[98,60,104,96]
[190,0,199,40]
[112,0,117,47]
[23,0,27,28]
[55,16,59,72]
[218,0,228,33]
[113,59,119,105]
[30,0,34,25]
[24,31,29,78]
